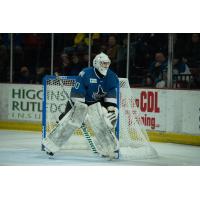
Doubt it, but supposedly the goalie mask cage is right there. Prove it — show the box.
[42,75,158,159]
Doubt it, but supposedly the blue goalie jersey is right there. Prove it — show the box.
[70,67,119,107]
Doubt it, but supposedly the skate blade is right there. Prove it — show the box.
[44,148,55,159]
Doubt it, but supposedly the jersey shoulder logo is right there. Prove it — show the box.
[90,78,97,83]
[92,85,107,100]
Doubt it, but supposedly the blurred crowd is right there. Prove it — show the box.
[0,33,200,89]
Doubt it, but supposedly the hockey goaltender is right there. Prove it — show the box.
[42,52,120,160]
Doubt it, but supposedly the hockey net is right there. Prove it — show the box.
[42,76,158,159]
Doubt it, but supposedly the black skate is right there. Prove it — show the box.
[44,147,54,159]
[46,151,54,156]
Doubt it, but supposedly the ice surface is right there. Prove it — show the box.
[0,130,200,166]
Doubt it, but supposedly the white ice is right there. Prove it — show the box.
[0,130,200,166]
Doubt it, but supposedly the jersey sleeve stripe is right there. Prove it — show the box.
[104,97,117,104]
[71,97,85,103]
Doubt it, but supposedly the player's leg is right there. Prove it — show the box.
[42,101,88,155]
[85,102,119,159]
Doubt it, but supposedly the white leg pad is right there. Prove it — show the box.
[86,102,119,158]
[42,101,88,153]
[42,137,60,153]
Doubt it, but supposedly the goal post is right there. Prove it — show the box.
[42,75,158,159]
[42,75,78,140]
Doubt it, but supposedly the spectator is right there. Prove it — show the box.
[35,67,47,84]
[172,58,192,88]
[173,58,191,75]
[53,53,70,75]
[143,75,154,87]
[16,66,34,83]
[64,33,89,54]
[148,52,168,88]
[70,53,83,75]
[73,33,88,53]
[71,53,81,66]
[56,53,81,76]
[59,53,71,75]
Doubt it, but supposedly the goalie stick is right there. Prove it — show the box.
[54,73,98,154]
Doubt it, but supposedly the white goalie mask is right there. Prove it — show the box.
[93,52,111,76]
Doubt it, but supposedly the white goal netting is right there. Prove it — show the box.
[42,76,158,159]
[119,78,157,159]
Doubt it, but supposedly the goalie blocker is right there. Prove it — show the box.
[42,101,119,159]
